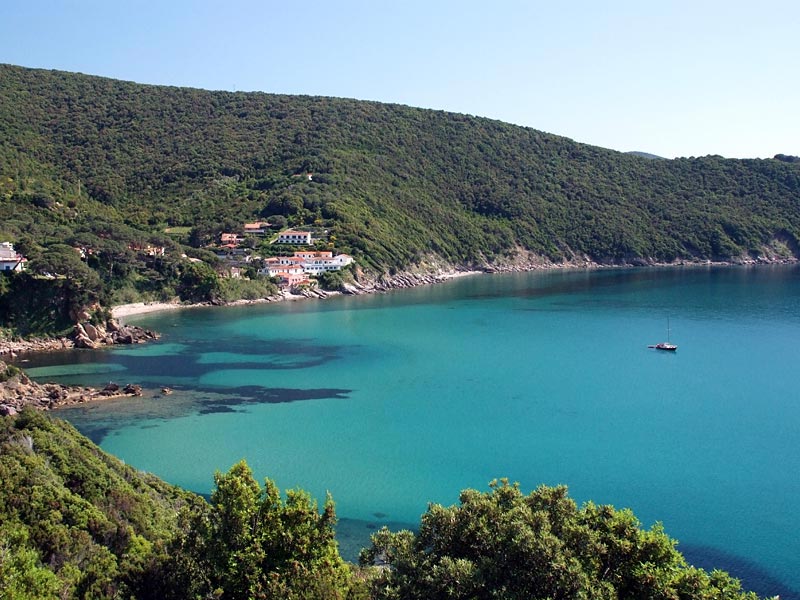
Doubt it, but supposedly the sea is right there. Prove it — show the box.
[19,265,800,599]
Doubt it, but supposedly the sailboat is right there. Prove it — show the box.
[649,318,677,351]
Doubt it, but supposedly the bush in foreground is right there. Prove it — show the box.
[360,479,765,600]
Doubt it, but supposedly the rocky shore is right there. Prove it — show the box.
[0,319,159,358]
[0,360,145,415]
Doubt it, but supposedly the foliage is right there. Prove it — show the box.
[216,276,278,302]
[159,459,364,600]
[315,267,350,291]
[360,480,762,600]
[0,409,200,599]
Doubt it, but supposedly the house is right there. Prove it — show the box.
[220,233,242,248]
[275,231,313,245]
[257,263,309,287]
[261,251,353,275]
[293,250,333,260]
[293,251,353,274]
[0,242,26,272]
[243,222,270,235]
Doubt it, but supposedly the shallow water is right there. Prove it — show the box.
[26,265,800,598]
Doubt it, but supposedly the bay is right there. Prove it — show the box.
[24,265,800,598]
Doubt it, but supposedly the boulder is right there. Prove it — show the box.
[74,334,98,349]
[123,383,142,396]
[83,322,103,341]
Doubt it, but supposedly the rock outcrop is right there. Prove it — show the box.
[73,319,159,349]
[1,319,159,356]
[0,361,146,413]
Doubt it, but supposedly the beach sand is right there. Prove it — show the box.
[111,302,184,320]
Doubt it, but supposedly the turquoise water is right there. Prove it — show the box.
[24,266,800,598]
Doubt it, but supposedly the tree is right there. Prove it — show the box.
[360,480,761,600]
[176,261,221,303]
[178,460,359,600]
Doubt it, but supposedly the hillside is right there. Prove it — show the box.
[0,408,201,598]
[2,63,800,333]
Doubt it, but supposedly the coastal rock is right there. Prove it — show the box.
[83,322,103,342]
[74,333,99,349]
[0,361,148,412]
[102,382,120,395]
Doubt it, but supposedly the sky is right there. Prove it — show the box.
[1,0,798,159]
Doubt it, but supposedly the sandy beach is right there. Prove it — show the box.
[111,301,185,320]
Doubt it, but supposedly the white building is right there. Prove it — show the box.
[275,231,313,245]
[259,252,353,277]
[257,262,309,287]
[0,242,26,272]
[296,251,354,274]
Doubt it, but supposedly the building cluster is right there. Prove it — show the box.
[0,242,26,272]
[215,226,353,289]
[258,251,354,287]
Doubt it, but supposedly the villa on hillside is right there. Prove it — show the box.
[292,251,353,274]
[243,221,270,235]
[257,262,310,288]
[260,251,353,277]
[220,233,242,248]
[275,230,313,245]
[0,242,26,271]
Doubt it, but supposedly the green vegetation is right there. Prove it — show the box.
[2,63,800,334]
[0,409,200,598]
[0,410,773,599]
[359,480,763,600]
[0,410,366,599]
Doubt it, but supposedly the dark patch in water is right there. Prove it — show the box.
[372,512,388,518]
[191,386,352,410]
[198,405,240,415]
[680,543,798,600]
[21,337,355,386]
[60,385,354,442]
[81,426,114,445]
[186,386,354,417]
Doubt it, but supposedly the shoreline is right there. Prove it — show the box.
[5,258,797,353]
[110,268,486,321]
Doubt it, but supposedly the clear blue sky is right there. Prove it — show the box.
[2,0,798,159]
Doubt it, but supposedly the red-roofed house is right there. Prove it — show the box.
[220,233,242,248]
[243,222,270,235]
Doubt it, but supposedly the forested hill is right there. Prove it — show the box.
[2,62,800,276]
